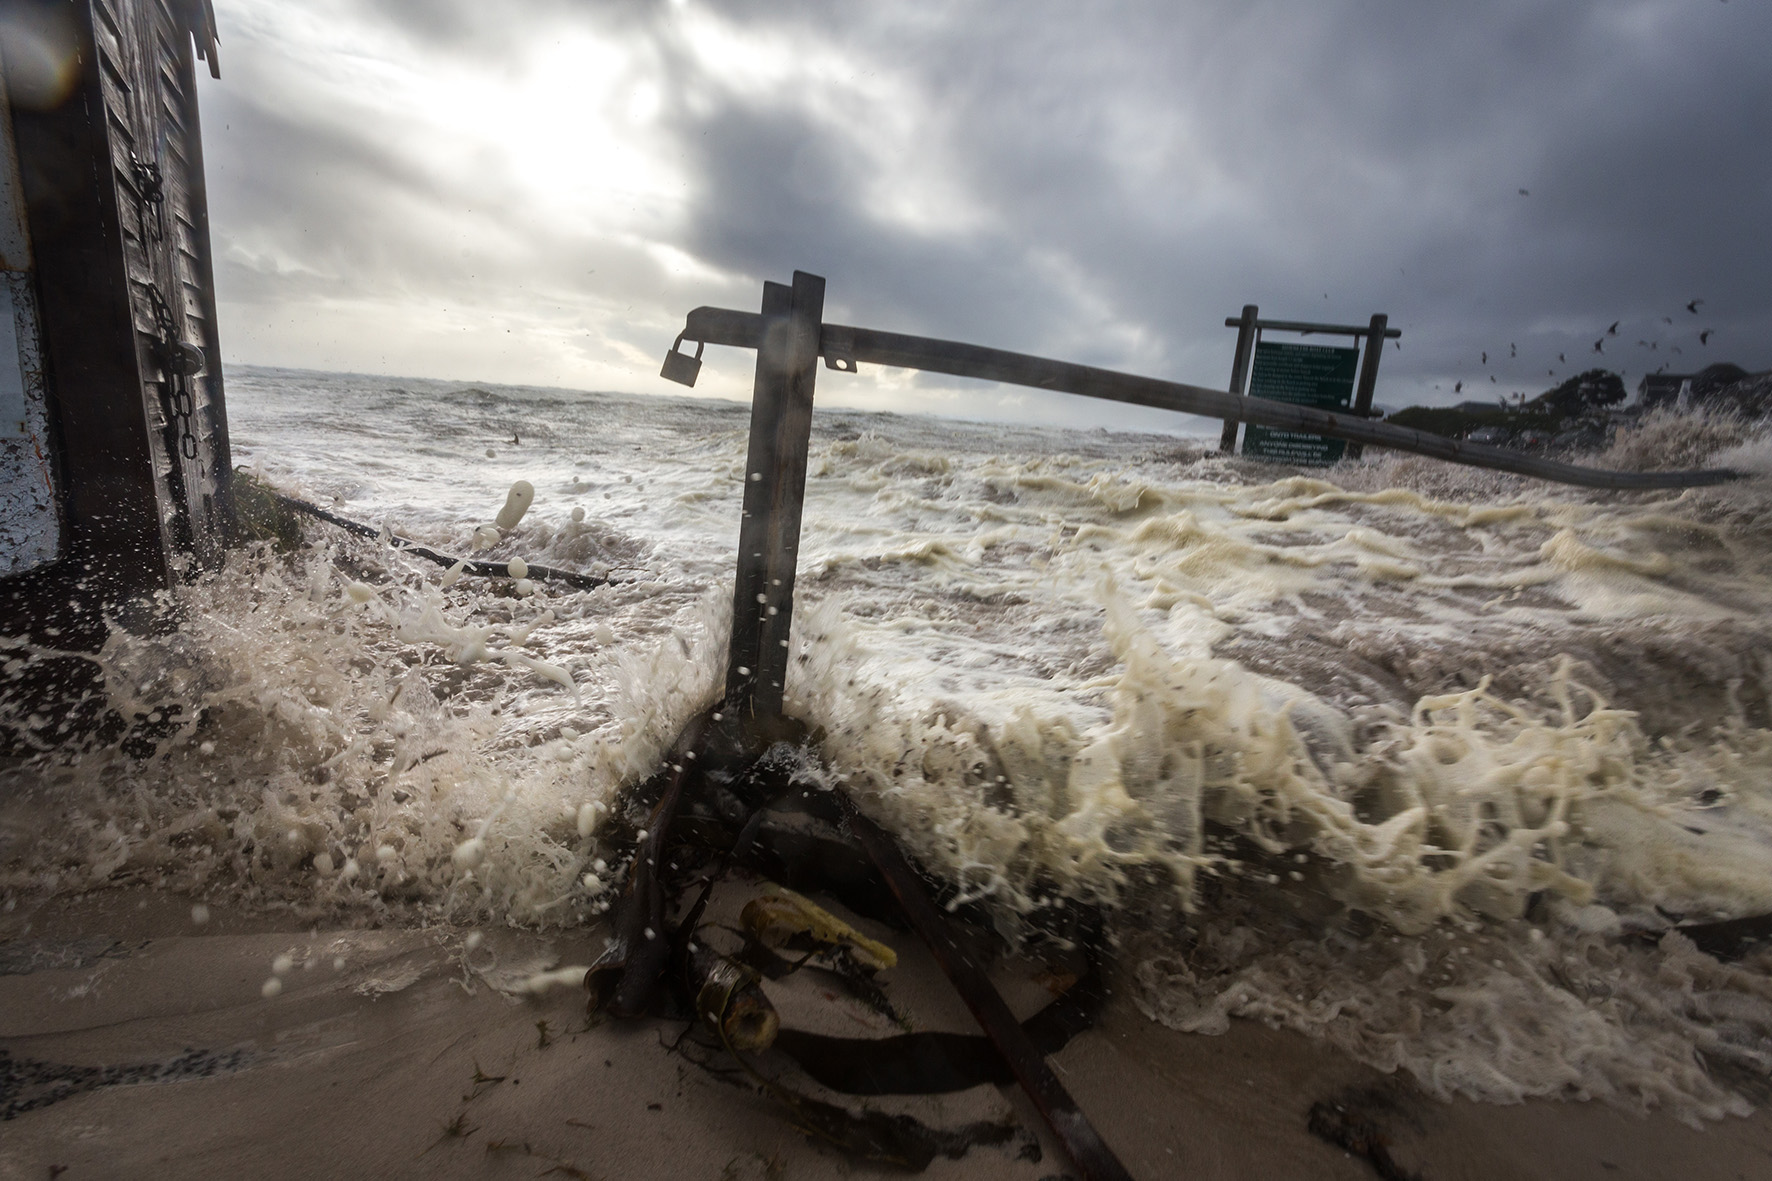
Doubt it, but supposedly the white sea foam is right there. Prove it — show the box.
[3,367,1771,1120]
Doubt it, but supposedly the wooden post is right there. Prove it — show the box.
[1346,312,1388,460]
[724,271,825,729]
[1218,304,1258,452]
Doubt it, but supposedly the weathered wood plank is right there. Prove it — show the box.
[1345,313,1388,460]
[724,273,824,724]
[678,306,1738,491]
[8,0,173,600]
[1218,303,1258,452]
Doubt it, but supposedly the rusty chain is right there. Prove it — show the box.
[147,283,200,461]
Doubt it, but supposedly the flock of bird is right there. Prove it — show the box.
[1445,299,1719,398]
[1588,299,1716,360]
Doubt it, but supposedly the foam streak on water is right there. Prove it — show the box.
[5,366,1772,1122]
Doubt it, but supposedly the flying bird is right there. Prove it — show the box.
[1454,381,1463,393]
[1670,346,1683,355]
[1607,322,1619,336]
[1510,343,1517,358]
[1518,188,1529,196]
[1687,300,1704,313]
[1700,330,1714,345]
[1593,338,1604,353]
[1662,317,1673,325]
[1490,375,1497,383]
[1558,352,1566,363]
[1481,351,1487,365]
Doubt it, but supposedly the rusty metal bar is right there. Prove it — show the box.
[1218,303,1259,453]
[670,305,1738,490]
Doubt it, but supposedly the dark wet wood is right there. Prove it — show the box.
[1218,303,1259,452]
[677,306,1739,490]
[3,3,234,751]
[2,0,231,623]
[1224,315,1402,339]
[724,272,824,724]
[10,0,172,599]
[274,494,619,590]
[1346,313,1388,460]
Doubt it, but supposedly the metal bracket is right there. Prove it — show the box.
[821,324,857,372]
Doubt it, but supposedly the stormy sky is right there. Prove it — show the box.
[199,0,1772,432]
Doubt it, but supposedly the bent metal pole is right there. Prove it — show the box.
[661,306,1739,492]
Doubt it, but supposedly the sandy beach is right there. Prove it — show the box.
[3,885,1768,1181]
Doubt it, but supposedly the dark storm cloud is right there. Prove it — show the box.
[651,0,1772,401]
[204,0,1770,415]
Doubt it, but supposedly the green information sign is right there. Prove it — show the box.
[1241,341,1360,465]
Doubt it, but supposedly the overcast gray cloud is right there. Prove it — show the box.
[200,0,1772,430]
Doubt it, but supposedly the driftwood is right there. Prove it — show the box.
[271,493,620,590]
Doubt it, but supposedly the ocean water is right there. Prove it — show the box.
[6,364,1772,1123]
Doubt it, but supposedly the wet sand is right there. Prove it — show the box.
[3,887,1770,1181]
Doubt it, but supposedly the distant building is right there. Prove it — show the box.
[1639,364,1756,411]
[1638,372,1692,410]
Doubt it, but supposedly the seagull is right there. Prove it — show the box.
[1454,381,1463,393]
[1490,375,1497,382]
[1593,338,1604,353]
[1481,351,1488,365]
[1558,352,1566,363]
[1607,321,1619,336]
[1687,299,1704,314]
[1700,330,1714,345]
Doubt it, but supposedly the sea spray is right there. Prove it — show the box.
[5,369,1772,1121]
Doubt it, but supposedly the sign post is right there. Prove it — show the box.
[1219,311,1399,464]
[1345,313,1389,460]
[1217,304,1259,452]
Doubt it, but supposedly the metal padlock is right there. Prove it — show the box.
[660,333,703,387]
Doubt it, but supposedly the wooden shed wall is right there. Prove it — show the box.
[2,0,228,621]
[2,0,229,748]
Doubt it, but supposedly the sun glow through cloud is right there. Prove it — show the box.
[199,0,1770,421]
